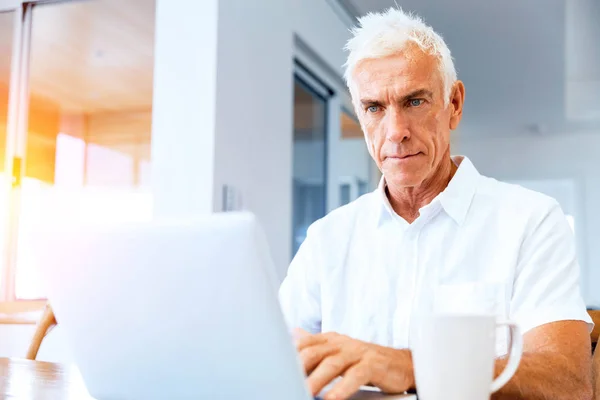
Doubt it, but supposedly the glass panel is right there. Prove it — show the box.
[339,183,351,206]
[15,0,155,299]
[0,10,13,293]
[340,110,362,140]
[358,180,368,196]
[292,77,327,257]
[336,109,376,207]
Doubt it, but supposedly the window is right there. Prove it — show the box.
[339,183,351,206]
[0,9,14,299]
[1,0,156,302]
[291,68,330,257]
[335,109,376,207]
[290,54,381,258]
[340,109,362,139]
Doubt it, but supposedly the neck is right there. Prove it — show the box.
[386,155,458,223]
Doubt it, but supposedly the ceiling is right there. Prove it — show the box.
[338,0,600,137]
[0,0,154,173]
[0,0,155,114]
[2,0,598,144]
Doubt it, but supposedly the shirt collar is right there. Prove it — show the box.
[376,155,480,227]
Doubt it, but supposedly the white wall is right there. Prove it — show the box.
[293,0,350,79]
[211,0,293,279]
[454,131,600,307]
[566,0,600,121]
[0,325,74,363]
[151,0,219,216]
[151,0,351,278]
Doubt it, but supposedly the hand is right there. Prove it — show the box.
[294,329,414,400]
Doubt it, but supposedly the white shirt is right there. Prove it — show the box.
[279,156,592,355]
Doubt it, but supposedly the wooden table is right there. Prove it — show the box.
[0,358,93,399]
[0,358,415,399]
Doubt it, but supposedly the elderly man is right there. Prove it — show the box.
[279,7,593,400]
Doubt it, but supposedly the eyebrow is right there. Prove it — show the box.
[360,89,434,106]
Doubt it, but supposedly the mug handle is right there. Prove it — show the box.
[490,320,523,393]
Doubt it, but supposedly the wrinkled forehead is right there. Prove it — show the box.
[350,48,443,100]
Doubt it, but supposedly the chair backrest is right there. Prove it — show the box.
[26,303,57,360]
[0,301,46,314]
[0,301,46,325]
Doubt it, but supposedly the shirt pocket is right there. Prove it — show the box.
[434,282,510,355]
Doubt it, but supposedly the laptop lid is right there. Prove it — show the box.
[30,212,311,400]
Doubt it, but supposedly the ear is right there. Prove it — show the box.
[448,81,465,130]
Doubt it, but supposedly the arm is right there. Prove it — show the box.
[296,322,593,400]
[493,320,592,400]
[492,200,593,399]
[593,345,600,400]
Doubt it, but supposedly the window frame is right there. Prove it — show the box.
[0,0,127,308]
[1,1,31,305]
[291,65,332,258]
[294,36,357,213]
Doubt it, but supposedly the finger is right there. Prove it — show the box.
[292,327,312,341]
[306,355,352,396]
[323,362,371,400]
[300,343,338,375]
[296,332,327,351]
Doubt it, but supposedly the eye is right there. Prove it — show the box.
[409,99,424,107]
[367,105,379,113]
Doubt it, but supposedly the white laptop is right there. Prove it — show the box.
[30,212,415,400]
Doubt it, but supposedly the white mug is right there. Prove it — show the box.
[412,314,522,400]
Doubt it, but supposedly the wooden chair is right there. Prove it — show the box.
[589,310,599,400]
[25,303,57,360]
[0,301,46,324]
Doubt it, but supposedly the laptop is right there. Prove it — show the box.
[30,212,415,399]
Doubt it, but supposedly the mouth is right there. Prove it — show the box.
[387,152,421,160]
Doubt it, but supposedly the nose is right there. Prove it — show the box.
[385,107,410,143]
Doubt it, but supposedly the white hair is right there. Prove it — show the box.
[344,8,457,106]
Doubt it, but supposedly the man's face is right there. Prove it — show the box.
[352,49,461,188]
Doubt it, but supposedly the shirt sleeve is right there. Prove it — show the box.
[510,200,593,334]
[278,223,322,334]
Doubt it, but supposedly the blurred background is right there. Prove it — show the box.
[0,0,598,361]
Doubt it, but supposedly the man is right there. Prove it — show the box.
[279,7,593,400]
[594,346,600,399]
